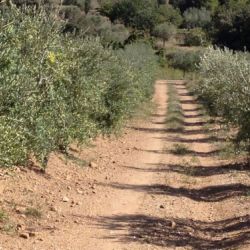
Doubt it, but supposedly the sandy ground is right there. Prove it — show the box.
[0,80,249,250]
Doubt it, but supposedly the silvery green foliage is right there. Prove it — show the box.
[183,7,211,29]
[197,47,250,141]
[0,8,157,168]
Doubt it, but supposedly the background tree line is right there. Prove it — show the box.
[2,0,249,50]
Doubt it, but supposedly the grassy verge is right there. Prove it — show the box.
[166,83,184,132]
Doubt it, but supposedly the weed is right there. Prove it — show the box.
[0,209,8,222]
[0,209,16,234]
[25,207,42,219]
[171,143,190,155]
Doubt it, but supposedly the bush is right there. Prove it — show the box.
[0,8,157,168]
[184,28,208,46]
[156,4,183,27]
[101,0,158,31]
[183,7,211,29]
[196,47,250,142]
[166,50,201,74]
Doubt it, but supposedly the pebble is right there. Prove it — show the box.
[159,204,165,209]
[89,162,97,168]
[15,207,26,214]
[62,196,69,202]
[77,189,83,194]
[29,232,37,237]
[20,233,29,239]
[171,221,177,229]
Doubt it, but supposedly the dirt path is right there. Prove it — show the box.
[82,80,250,250]
[0,80,249,250]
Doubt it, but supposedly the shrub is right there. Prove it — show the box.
[196,47,250,142]
[0,8,157,168]
[184,28,208,46]
[166,50,201,74]
[101,0,158,31]
[156,4,183,27]
[183,7,211,29]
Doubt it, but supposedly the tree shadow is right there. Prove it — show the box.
[123,161,250,177]
[143,148,220,158]
[128,126,217,137]
[179,93,194,97]
[164,135,225,143]
[183,121,207,127]
[184,113,204,118]
[128,126,168,134]
[95,214,250,250]
[166,162,250,177]
[182,107,202,112]
[180,99,199,105]
[104,182,250,202]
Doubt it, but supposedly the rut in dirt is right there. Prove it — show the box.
[95,80,250,250]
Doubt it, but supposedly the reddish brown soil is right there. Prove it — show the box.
[0,80,249,250]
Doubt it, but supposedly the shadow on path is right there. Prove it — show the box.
[143,148,220,158]
[103,182,250,202]
[124,161,250,177]
[95,214,250,250]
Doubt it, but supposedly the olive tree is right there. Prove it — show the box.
[153,22,176,48]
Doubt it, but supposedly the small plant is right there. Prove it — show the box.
[0,209,15,234]
[171,143,190,155]
[0,209,8,222]
[24,207,42,219]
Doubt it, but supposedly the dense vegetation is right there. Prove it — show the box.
[2,0,249,50]
[195,47,250,143]
[0,8,157,168]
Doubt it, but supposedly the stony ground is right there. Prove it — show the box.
[0,80,249,250]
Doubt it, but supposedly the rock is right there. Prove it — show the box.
[159,205,165,209]
[29,232,37,237]
[67,186,71,190]
[15,207,26,214]
[77,189,83,194]
[62,196,69,202]
[50,206,58,212]
[89,162,97,168]
[171,221,177,229]
[16,224,25,231]
[76,201,82,206]
[20,233,29,239]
